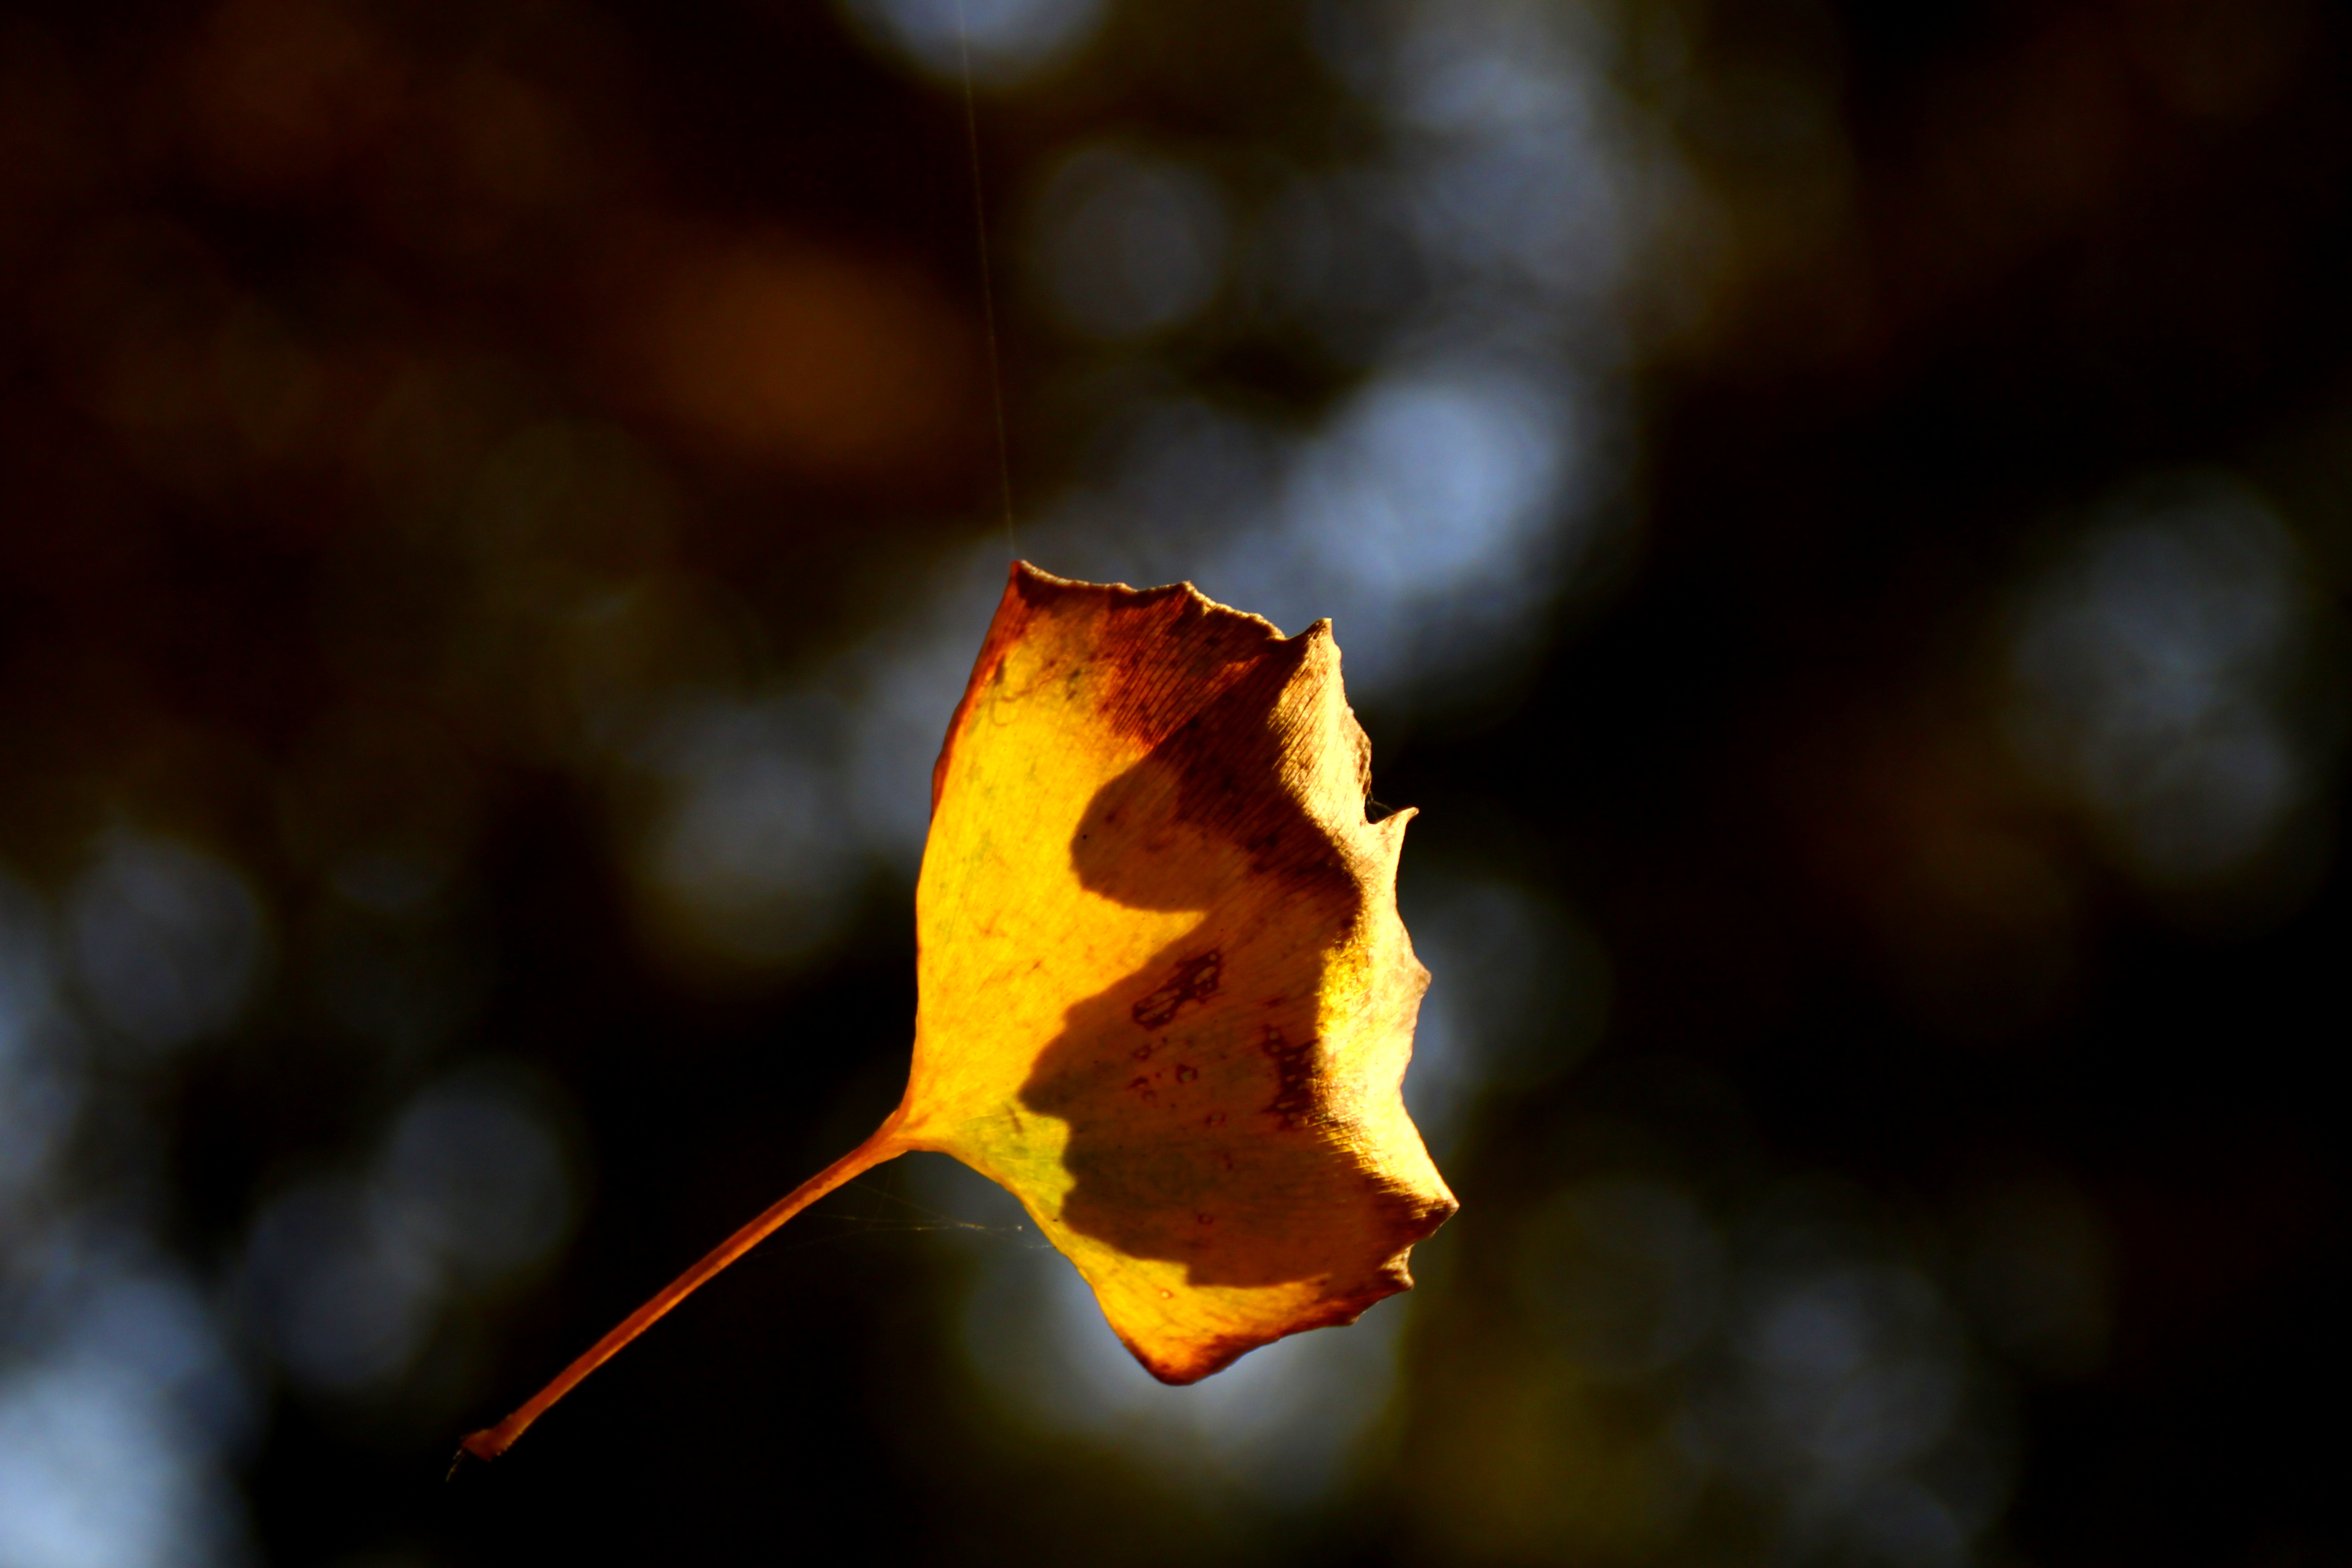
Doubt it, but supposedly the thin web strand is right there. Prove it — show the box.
[777,1175,1039,1247]
[953,0,1018,560]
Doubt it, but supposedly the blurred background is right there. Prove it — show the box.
[2,0,2347,1563]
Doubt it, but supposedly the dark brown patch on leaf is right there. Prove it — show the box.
[1133,951,1221,1028]
[1261,1025,1317,1128]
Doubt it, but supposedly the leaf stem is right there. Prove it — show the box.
[456,1113,911,1465]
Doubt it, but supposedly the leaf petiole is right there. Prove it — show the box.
[455,1111,911,1465]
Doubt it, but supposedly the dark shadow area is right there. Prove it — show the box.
[1014,625,1436,1286]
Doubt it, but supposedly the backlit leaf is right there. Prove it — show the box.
[459,564,1455,1462]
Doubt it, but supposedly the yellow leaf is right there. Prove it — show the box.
[459,564,1455,1462]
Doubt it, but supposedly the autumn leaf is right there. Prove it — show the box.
[458,564,1455,1463]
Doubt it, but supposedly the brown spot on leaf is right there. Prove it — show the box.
[1262,1025,1317,1128]
[1132,951,1221,1028]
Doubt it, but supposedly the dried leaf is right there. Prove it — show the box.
[459,564,1455,1462]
